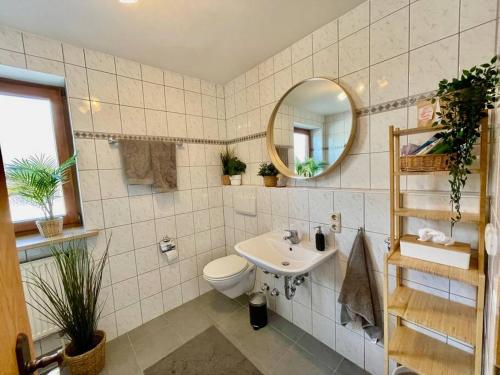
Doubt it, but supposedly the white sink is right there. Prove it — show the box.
[234,231,336,276]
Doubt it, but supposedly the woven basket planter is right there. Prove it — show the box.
[400,154,453,172]
[221,175,231,185]
[263,176,278,187]
[64,331,106,375]
[35,218,63,238]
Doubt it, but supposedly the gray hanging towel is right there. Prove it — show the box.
[150,141,177,192]
[338,229,382,341]
[119,139,154,185]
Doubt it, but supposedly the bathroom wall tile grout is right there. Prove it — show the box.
[1,0,499,373]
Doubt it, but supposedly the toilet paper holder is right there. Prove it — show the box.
[159,235,176,253]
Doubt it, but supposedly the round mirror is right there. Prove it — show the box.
[267,78,356,179]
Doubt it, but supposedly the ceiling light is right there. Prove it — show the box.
[119,0,138,4]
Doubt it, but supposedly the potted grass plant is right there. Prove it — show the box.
[220,147,235,185]
[6,154,76,237]
[26,239,110,375]
[257,162,279,187]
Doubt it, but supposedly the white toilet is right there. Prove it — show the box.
[203,254,256,298]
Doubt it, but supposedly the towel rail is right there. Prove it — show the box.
[107,136,183,147]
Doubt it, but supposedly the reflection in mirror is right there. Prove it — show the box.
[270,79,355,178]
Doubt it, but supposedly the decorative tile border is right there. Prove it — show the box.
[356,90,435,116]
[74,131,228,145]
[73,130,271,146]
[74,92,436,146]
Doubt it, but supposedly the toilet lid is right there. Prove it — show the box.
[203,255,248,279]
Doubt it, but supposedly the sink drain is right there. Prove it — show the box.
[281,261,290,266]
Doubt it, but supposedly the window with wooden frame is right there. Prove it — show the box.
[293,127,312,162]
[0,79,81,236]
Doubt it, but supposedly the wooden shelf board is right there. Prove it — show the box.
[388,286,476,345]
[397,168,480,176]
[395,208,480,224]
[394,125,446,136]
[387,249,479,286]
[389,326,474,375]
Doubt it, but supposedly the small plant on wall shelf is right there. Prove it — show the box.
[257,162,279,187]
[432,56,498,224]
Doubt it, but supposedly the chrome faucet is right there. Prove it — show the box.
[283,229,300,244]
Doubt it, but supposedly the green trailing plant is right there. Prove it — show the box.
[25,239,110,355]
[295,158,327,177]
[227,158,246,176]
[257,162,279,177]
[219,147,236,175]
[6,154,77,220]
[432,56,498,224]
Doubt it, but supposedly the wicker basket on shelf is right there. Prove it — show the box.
[399,154,453,172]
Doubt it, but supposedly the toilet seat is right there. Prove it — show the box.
[203,255,248,280]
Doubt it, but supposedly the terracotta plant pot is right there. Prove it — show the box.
[64,330,106,375]
[263,175,278,187]
[221,175,231,185]
[35,217,63,238]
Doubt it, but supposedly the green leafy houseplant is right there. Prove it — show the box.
[227,158,246,176]
[258,162,279,187]
[6,154,77,237]
[295,158,327,177]
[26,240,110,374]
[432,56,498,223]
[257,162,279,177]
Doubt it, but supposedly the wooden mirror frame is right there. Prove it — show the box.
[266,77,357,179]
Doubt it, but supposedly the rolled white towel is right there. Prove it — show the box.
[417,227,454,246]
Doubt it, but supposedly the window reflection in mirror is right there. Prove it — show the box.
[271,79,354,178]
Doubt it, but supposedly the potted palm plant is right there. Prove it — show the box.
[26,239,110,375]
[257,162,279,187]
[6,154,76,237]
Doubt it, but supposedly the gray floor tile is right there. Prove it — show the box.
[237,323,295,373]
[103,335,142,375]
[192,289,242,324]
[269,313,305,342]
[127,316,184,370]
[272,345,334,375]
[162,299,215,342]
[102,290,357,375]
[296,332,344,370]
[335,359,369,375]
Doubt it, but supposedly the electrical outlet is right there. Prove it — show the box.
[331,212,341,233]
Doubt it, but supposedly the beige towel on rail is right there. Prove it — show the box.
[119,140,154,185]
[338,229,382,341]
[150,141,177,192]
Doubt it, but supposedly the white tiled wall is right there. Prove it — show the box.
[1,0,499,372]
[222,0,499,373]
[0,26,228,340]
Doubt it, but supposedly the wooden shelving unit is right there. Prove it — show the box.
[383,118,488,375]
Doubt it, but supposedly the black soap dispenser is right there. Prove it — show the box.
[314,226,325,251]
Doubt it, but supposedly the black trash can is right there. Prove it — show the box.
[249,292,267,330]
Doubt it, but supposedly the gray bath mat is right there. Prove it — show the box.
[144,326,262,375]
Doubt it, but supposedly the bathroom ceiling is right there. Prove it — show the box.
[0,0,364,83]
